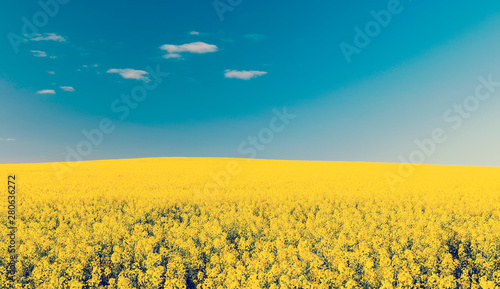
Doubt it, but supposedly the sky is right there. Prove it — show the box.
[1,0,500,166]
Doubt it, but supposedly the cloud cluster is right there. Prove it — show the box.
[0,138,16,141]
[106,68,149,80]
[28,29,268,100]
[224,69,267,80]
[28,33,65,59]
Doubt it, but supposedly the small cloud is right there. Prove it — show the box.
[31,50,47,57]
[81,64,99,69]
[60,86,75,92]
[244,33,266,42]
[49,55,57,59]
[36,89,56,94]
[160,42,218,58]
[163,53,182,59]
[189,31,200,35]
[48,71,55,75]
[224,69,267,80]
[30,33,66,42]
[0,138,16,142]
[106,68,149,80]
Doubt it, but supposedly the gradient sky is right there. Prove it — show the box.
[1,0,500,166]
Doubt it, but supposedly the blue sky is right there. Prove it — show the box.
[1,0,500,166]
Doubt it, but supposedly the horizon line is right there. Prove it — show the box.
[1,156,499,169]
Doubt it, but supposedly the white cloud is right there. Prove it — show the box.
[189,31,200,35]
[60,86,75,92]
[224,69,268,80]
[48,71,55,75]
[106,68,149,80]
[31,33,66,42]
[92,64,99,67]
[0,138,16,141]
[160,42,218,58]
[36,89,56,94]
[31,50,47,57]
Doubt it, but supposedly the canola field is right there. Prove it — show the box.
[1,158,500,288]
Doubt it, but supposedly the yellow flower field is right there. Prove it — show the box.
[1,158,500,288]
